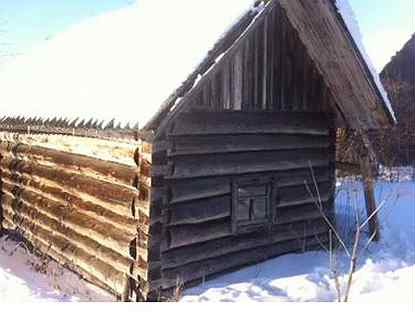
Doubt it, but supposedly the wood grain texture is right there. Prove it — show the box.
[170,112,330,136]
[1,172,137,231]
[162,218,328,270]
[153,108,335,298]
[169,149,329,179]
[278,0,392,128]
[1,155,137,207]
[169,133,330,156]
[0,139,145,300]
[2,207,129,294]
[160,233,329,289]
[0,142,137,186]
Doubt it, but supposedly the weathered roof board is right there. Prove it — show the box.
[279,0,396,128]
[0,0,394,136]
[334,0,395,122]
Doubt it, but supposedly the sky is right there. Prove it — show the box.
[0,0,413,71]
[0,0,133,59]
[349,0,413,70]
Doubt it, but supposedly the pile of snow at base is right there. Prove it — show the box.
[0,180,413,302]
[334,0,396,122]
[0,237,113,302]
[0,0,259,129]
[181,181,414,303]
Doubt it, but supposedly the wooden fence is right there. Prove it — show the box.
[0,137,149,300]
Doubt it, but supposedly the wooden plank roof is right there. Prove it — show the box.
[279,0,395,128]
[150,0,395,133]
[0,0,395,139]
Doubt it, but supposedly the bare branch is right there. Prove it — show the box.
[359,192,394,231]
[305,165,351,257]
[343,225,361,302]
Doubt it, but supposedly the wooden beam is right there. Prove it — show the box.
[0,142,137,187]
[360,154,380,241]
[169,133,330,156]
[169,112,330,137]
[278,0,393,128]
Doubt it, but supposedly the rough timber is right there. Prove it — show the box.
[0,0,394,301]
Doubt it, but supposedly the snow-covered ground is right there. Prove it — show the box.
[182,180,414,303]
[0,179,414,303]
[0,236,113,302]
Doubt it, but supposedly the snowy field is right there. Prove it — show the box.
[0,178,414,303]
[0,236,113,302]
[182,179,415,303]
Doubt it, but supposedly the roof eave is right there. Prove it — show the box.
[279,0,394,129]
[328,0,396,127]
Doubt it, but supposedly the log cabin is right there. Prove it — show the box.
[0,0,395,301]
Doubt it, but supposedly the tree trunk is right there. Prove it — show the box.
[360,155,380,241]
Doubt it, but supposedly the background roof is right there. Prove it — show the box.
[0,0,257,129]
[0,0,394,130]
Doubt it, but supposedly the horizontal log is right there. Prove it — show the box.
[169,112,329,136]
[278,195,330,209]
[168,149,329,179]
[167,177,331,226]
[162,218,328,269]
[169,176,231,204]
[2,192,134,257]
[278,181,332,205]
[169,133,330,156]
[167,218,232,249]
[277,203,331,225]
[2,214,119,298]
[2,202,138,278]
[2,172,137,232]
[31,236,119,299]
[2,213,15,230]
[168,195,231,226]
[1,156,137,209]
[168,167,331,204]
[166,181,331,227]
[160,234,329,289]
[2,208,128,295]
[0,141,137,186]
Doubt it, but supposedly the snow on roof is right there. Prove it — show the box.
[334,0,396,122]
[0,0,395,130]
[0,0,259,129]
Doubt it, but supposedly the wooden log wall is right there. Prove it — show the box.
[142,3,343,298]
[0,138,152,300]
[0,2,345,301]
[147,112,335,296]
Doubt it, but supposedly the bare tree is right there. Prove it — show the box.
[305,165,395,302]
